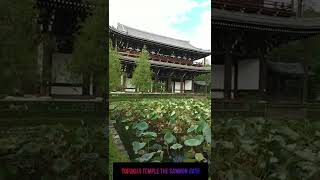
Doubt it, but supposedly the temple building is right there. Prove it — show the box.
[109,23,211,93]
[36,0,100,97]
[212,0,320,103]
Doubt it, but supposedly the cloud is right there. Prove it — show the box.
[189,9,211,64]
[110,0,211,62]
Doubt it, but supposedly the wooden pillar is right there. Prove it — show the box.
[259,50,267,99]
[173,81,175,93]
[180,78,183,94]
[192,79,195,93]
[83,73,90,96]
[42,36,54,96]
[167,77,172,93]
[166,79,169,92]
[153,69,159,92]
[234,60,238,99]
[224,52,232,99]
[297,0,303,17]
[122,72,127,91]
[302,65,308,104]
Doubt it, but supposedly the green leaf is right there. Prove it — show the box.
[203,125,211,144]
[277,126,300,140]
[151,144,163,151]
[132,141,146,154]
[170,143,183,150]
[135,121,148,131]
[159,151,164,161]
[295,149,317,162]
[169,117,176,125]
[221,141,234,149]
[52,158,70,173]
[269,157,279,163]
[184,139,202,147]
[164,132,176,144]
[184,158,197,162]
[187,125,198,133]
[142,132,157,138]
[194,135,205,144]
[196,120,207,133]
[18,142,41,154]
[195,153,205,162]
[136,152,156,162]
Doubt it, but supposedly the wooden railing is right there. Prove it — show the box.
[117,49,204,67]
[213,0,296,17]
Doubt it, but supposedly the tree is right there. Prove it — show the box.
[0,0,39,95]
[132,47,152,92]
[70,0,107,95]
[109,40,122,91]
[267,9,320,99]
[195,70,211,94]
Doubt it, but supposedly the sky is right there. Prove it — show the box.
[109,0,211,64]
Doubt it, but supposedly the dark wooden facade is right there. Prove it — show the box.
[213,0,295,17]
[109,24,211,93]
[36,0,98,97]
[212,3,320,103]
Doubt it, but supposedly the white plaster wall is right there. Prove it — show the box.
[175,82,181,93]
[212,65,225,89]
[52,53,82,84]
[51,53,84,95]
[212,65,236,89]
[238,59,260,90]
[212,60,259,98]
[212,60,259,91]
[185,80,192,90]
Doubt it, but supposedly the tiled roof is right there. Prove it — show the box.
[212,9,320,33]
[110,23,211,54]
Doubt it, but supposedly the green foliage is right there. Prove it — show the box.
[132,47,152,92]
[0,123,108,179]
[109,135,129,180]
[268,11,320,96]
[195,72,211,92]
[70,0,107,93]
[111,99,211,163]
[153,81,166,92]
[304,9,320,17]
[213,117,320,179]
[0,0,39,94]
[109,40,122,91]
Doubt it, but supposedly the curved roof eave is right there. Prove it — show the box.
[109,26,211,57]
[212,9,320,33]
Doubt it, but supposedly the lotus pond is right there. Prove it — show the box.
[110,98,211,163]
[213,117,320,180]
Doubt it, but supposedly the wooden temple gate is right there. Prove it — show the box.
[36,0,104,98]
[110,23,211,93]
[212,0,320,112]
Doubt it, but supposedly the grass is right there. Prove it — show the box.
[109,135,129,180]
